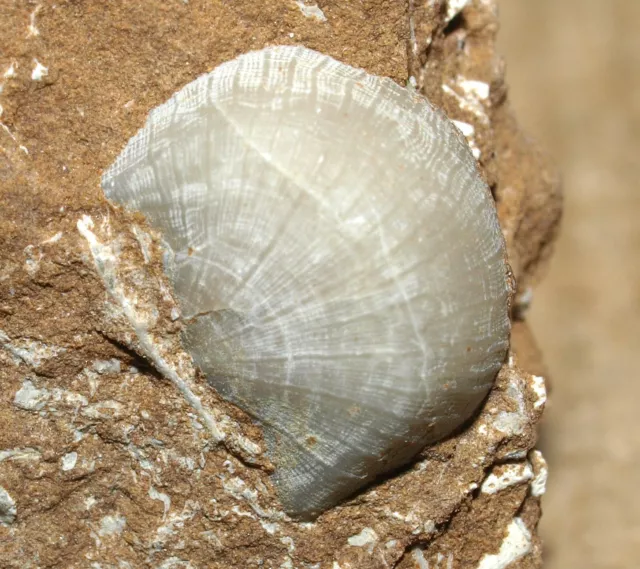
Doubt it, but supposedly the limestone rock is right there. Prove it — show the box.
[0,1,559,567]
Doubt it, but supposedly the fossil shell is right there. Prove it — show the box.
[102,46,511,518]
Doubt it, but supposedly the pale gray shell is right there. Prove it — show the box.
[102,46,511,518]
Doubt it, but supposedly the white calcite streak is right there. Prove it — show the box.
[102,45,511,518]
[31,59,48,81]
[294,1,327,21]
[481,463,533,494]
[476,518,532,569]
[0,487,17,526]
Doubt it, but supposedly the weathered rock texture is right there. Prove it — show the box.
[0,1,560,568]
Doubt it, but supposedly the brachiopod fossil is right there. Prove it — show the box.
[102,46,511,518]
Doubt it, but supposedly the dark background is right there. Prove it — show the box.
[499,1,640,567]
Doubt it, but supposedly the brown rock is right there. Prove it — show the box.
[0,1,558,567]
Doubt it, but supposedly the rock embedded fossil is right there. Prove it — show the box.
[101,45,512,518]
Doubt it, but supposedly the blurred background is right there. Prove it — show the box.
[498,1,640,568]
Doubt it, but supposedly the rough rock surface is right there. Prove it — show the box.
[0,1,560,568]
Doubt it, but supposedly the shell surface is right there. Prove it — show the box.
[102,46,511,518]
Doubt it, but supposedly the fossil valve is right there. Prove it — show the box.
[102,45,511,518]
